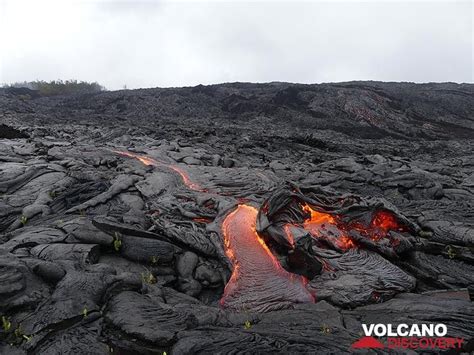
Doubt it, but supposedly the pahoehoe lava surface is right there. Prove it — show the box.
[220,204,313,312]
[0,81,473,354]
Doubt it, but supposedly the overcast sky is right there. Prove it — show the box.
[0,0,472,89]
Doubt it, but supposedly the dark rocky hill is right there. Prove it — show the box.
[2,81,473,139]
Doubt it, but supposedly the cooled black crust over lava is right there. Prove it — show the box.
[0,82,473,354]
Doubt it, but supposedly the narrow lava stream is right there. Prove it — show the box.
[220,204,314,312]
[114,150,202,191]
[116,150,314,311]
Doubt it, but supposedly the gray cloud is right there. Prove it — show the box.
[0,0,472,89]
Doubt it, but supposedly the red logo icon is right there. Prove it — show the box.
[351,336,385,349]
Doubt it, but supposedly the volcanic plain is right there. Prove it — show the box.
[0,81,473,354]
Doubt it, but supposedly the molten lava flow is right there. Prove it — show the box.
[114,150,202,191]
[337,235,356,249]
[193,217,212,224]
[371,210,403,233]
[302,203,337,234]
[114,150,157,166]
[283,224,296,247]
[220,204,314,312]
[115,149,406,312]
[294,203,403,250]
[297,203,358,250]
[168,165,202,191]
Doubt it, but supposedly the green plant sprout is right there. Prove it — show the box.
[113,232,122,252]
[446,245,456,259]
[141,270,157,285]
[13,325,31,342]
[2,316,11,332]
[321,324,331,334]
[20,215,28,226]
[82,307,88,318]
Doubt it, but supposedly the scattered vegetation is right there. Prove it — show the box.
[82,307,88,318]
[0,318,31,345]
[19,215,28,226]
[446,245,456,259]
[2,80,105,97]
[2,316,11,332]
[14,324,31,342]
[243,320,252,330]
[113,232,122,252]
[418,229,433,238]
[321,324,331,334]
[141,269,157,285]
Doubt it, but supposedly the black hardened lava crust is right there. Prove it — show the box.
[0,82,473,354]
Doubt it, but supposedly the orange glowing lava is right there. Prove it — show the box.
[222,205,284,279]
[371,210,402,233]
[193,217,212,224]
[337,235,356,249]
[296,203,359,249]
[168,165,202,191]
[114,150,202,191]
[295,203,403,250]
[302,203,336,233]
[283,224,296,247]
[220,204,314,311]
[114,150,157,166]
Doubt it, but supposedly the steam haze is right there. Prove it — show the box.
[0,0,472,89]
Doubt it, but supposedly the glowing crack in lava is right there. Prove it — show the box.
[370,210,404,237]
[220,204,314,312]
[114,150,202,191]
[301,203,356,250]
[284,203,403,250]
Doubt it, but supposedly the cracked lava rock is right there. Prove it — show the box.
[0,81,473,354]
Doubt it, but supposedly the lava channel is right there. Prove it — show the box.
[220,204,314,312]
[114,150,202,191]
